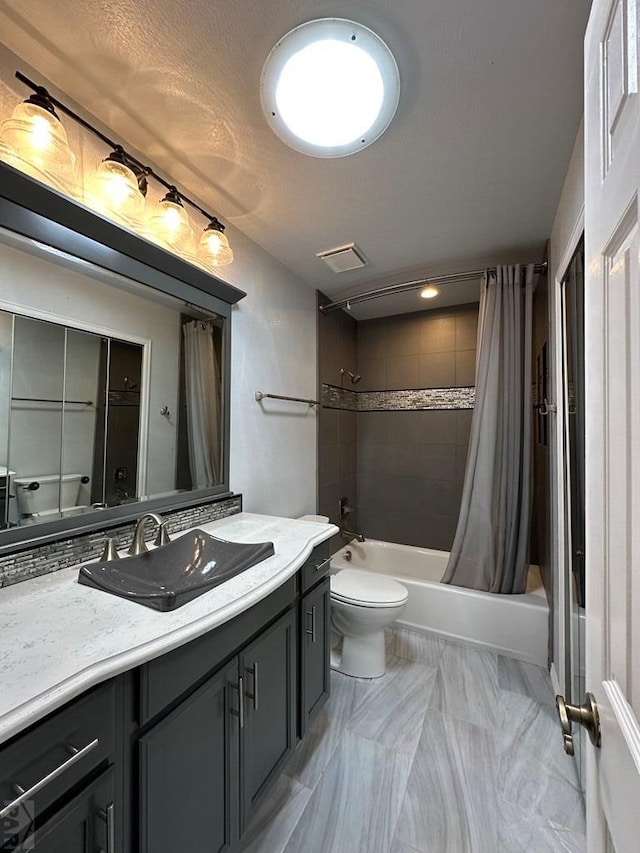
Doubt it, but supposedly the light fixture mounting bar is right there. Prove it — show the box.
[14,71,223,227]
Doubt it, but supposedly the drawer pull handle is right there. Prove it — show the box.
[245,662,259,712]
[314,558,331,573]
[99,802,115,853]
[306,606,317,643]
[0,738,99,819]
[229,677,245,729]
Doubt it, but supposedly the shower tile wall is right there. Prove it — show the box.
[357,304,479,550]
[317,292,358,539]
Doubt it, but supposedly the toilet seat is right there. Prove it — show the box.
[331,569,408,608]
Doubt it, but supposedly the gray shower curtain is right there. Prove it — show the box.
[442,264,534,594]
[183,320,221,488]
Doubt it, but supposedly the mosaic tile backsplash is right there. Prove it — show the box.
[320,385,358,411]
[321,383,475,411]
[0,495,242,588]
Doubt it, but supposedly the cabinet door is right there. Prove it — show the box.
[300,578,331,737]
[9,767,115,853]
[138,660,239,853]
[238,608,296,831]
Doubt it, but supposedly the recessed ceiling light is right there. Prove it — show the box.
[420,286,439,299]
[261,18,400,158]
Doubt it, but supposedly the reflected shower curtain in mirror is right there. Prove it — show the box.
[442,264,534,593]
[183,320,221,488]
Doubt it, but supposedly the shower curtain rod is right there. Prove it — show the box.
[318,261,548,313]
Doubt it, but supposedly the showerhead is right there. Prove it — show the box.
[341,368,361,385]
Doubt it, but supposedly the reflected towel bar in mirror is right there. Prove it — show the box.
[255,391,319,407]
[11,396,94,405]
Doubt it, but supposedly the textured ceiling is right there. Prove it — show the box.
[0,0,590,317]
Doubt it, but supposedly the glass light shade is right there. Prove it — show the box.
[0,101,75,175]
[197,227,234,268]
[147,196,195,254]
[87,158,145,224]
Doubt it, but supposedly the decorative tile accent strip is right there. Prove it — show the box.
[359,387,475,411]
[321,384,358,411]
[0,495,242,588]
[321,383,475,411]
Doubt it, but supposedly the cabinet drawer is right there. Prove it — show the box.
[0,682,115,829]
[14,766,115,853]
[300,541,331,595]
[139,578,296,724]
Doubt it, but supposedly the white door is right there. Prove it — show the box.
[584,0,640,849]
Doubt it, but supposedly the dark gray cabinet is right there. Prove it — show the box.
[2,555,332,853]
[300,577,331,736]
[0,683,117,853]
[138,660,239,853]
[138,606,297,848]
[238,608,296,831]
[15,768,114,853]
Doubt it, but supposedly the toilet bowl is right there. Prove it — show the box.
[330,569,408,679]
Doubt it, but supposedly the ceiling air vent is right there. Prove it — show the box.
[316,243,367,273]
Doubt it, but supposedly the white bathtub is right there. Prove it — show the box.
[331,539,549,667]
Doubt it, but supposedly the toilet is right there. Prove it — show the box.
[330,569,408,678]
[296,514,408,678]
[14,473,87,521]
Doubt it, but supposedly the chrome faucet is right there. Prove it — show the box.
[128,512,170,556]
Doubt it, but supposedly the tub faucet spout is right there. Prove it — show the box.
[340,526,365,544]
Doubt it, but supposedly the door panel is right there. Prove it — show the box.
[15,768,114,853]
[138,660,239,853]
[239,608,296,831]
[301,579,331,736]
[585,0,640,848]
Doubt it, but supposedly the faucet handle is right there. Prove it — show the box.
[100,538,120,562]
[154,523,171,548]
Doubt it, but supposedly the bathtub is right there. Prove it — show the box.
[331,539,549,667]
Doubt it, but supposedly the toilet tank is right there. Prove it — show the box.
[14,473,83,516]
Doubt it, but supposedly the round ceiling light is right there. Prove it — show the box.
[261,18,400,158]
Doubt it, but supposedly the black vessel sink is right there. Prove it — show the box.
[78,529,275,611]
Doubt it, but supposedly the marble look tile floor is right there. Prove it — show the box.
[236,627,586,853]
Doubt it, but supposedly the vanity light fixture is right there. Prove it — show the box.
[261,18,400,158]
[0,72,234,268]
[420,286,439,299]
[0,86,76,189]
[148,188,195,254]
[197,218,234,268]
[86,147,147,225]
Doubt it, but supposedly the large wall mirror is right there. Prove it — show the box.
[0,220,231,541]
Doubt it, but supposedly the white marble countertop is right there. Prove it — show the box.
[0,512,337,745]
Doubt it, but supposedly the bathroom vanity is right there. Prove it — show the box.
[0,513,333,852]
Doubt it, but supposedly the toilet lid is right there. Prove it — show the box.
[331,569,408,607]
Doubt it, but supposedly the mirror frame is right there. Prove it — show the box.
[0,161,245,554]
